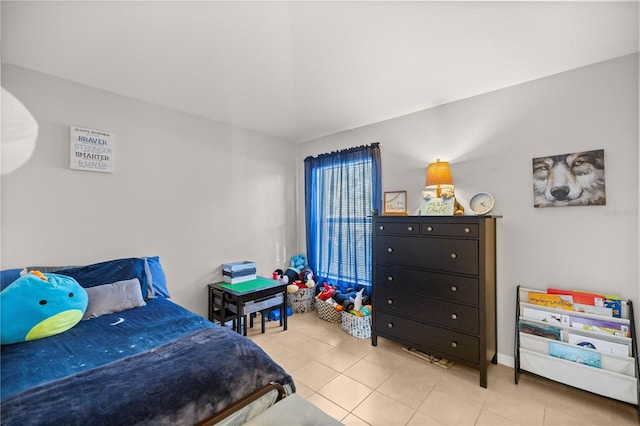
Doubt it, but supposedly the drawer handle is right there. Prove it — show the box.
[387,323,394,328]
[450,253,457,259]
[407,226,413,231]
[379,225,384,231]
[451,341,458,348]
[451,286,457,292]
[426,226,433,232]
[451,313,458,320]
[387,299,393,305]
[387,276,393,281]
[387,247,393,253]
[464,227,470,233]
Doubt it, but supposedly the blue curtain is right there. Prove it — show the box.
[304,143,382,293]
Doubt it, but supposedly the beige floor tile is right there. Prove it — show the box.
[317,347,362,372]
[406,410,445,425]
[293,381,314,399]
[377,374,433,410]
[335,336,376,358]
[481,389,545,425]
[364,345,411,370]
[267,347,309,373]
[395,357,448,387]
[341,413,372,426]
[318,374,374,412]
[475,408,519,425]
[294,336,336,358]
[305,392,350,423]
[543,406,600,426]
[417,388,482,425]
[269,329,314,350]
[291,359,340,391]
[433,369,489,406]
[352,391,416,426]
[344,358,396,389]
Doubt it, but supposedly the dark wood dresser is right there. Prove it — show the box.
[371,215,498,387]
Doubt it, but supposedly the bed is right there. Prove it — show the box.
[0,257,295,425]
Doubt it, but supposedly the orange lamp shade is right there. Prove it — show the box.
[425,159,453,187]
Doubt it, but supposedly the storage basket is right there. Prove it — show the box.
[315,296,342,323]
[341,311,372,339]
[287,287,316,313]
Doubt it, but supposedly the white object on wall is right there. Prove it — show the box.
[1,87,39,175]
[70,126,113,173]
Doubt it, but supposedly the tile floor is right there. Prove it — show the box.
[246,311,639,426]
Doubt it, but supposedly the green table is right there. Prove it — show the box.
[208,277,288,335]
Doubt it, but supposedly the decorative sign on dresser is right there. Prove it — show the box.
[371,215,498,388]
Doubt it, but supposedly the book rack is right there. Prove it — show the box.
[515,285,639,407]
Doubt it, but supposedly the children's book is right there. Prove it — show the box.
[571,290,623,318]
[547,288,605,307]
[528,293,574,310]
[522,307,569,326]
[518,320,563,341]
[573,303,613,317]
[549,341,601,368]
[569,316,630,338]
[567,333,630,357]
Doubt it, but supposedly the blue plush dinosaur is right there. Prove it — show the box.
[0,271,88,345]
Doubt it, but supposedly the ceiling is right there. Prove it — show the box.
[1,1,638,143]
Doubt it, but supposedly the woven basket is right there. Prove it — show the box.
[287,287,316,313]
[341,311,372,339]
[315,297,342,323]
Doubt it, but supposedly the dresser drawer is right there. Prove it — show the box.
[421,223,479,237]
[375,235,479,275]
[375,311,479,364]
[374,265,479,305]
[375,222,420,235]
[376,287,479,334]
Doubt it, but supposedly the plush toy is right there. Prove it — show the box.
[272,269,284,281]
[299,267,315,288]
[351,288,365,311]
[282,268,299,285]
[290,254,307,271]
[1,271,88,345]
[318,283,335,301]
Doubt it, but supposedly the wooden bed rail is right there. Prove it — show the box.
[197,382,287,426]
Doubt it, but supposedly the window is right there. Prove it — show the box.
[304,143,381,291]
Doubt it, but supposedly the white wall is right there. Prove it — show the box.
[1,65,300,318]
[299,54,639,366]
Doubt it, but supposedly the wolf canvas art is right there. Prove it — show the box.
[532,149,606,208]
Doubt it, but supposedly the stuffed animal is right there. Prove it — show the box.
[318,283,335,301]
[351,288,365,311]
[272,269,284,281]
[290,254,307,271]
[1,271,88,345]
[282,268,299,285]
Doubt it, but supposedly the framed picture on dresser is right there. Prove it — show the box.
[383,191,407,215]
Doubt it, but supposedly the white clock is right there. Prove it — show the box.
[469,192,494,215]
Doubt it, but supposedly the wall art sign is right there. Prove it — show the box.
[70,126,113,173]
[532,149,605,208]
[383,191,408,215]
[420,197,455,216]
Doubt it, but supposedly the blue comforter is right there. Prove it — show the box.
[1,298,294,425]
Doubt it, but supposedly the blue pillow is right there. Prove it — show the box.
[53,257,170,299]
[146,256,170,298]
[0,269,23,291]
